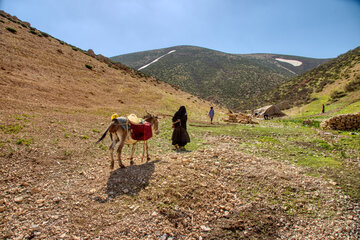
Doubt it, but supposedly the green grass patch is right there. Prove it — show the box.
[0,124,23,134]
[297,156,342,168]
[81,135,89,139]
[16,138,33,146]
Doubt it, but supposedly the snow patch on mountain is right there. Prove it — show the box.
[138,50,176,70]
[275,58,302,67]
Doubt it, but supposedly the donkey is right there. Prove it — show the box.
[96,113,159,169]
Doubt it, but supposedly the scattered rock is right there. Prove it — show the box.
[14,196,24,203]
[200,225,211,232]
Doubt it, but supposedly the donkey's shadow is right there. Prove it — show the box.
[98,160,160,202]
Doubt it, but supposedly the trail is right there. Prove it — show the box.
[138,50,176,70]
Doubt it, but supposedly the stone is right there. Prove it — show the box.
[200,225,211,231]
[14,197,24,203]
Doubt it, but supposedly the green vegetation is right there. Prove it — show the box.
[0,124,23,134]
[329,90,346,102]
[40,31,49,37]
[345,75,360,92]
[6,27,16,33]
[16,138,33,145]
[29,29,37,35]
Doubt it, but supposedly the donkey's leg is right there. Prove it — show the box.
[109,134,119,170]
[145,141,150,162]
[116,130,127,168]
[130,143,137,165]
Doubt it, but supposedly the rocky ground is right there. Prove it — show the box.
[1,116,359,239]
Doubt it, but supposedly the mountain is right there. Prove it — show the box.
[259,46,360,115]
[111,46,330,110]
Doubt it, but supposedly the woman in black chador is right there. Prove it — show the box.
[172,106,190,151]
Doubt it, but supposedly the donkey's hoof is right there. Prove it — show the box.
[120,164,126,168]
[146,157,151,162]
[130,161,134,165]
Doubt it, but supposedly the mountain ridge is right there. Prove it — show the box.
[111,45,330,110]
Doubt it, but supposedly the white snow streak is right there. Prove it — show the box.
[138,50,176,70]
[275,58,303,67]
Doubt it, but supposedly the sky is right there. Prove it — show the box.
[1,0,360,58]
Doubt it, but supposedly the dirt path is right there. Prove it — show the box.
[1,130,359,239]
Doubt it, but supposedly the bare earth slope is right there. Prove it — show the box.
[0,11,359,239]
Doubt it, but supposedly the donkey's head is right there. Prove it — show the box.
[143,113,160,135]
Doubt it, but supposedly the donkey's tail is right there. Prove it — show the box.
[96,122,114,144]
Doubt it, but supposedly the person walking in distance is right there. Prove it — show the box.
[208,106,215,124]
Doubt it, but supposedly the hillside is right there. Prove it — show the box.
[111,46,330,110]
[0,12,217,118]
[258,46,360,115]
[1,11,360,239]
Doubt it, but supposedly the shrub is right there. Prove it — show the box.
[330,90,346,99]
[6,27,17,33]
[85,64,93,70]
[29,30,37,35]
[40,31,49,37]
[344,76,360,92]
[72,47,78,51]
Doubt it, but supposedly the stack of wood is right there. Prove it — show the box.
[224,113,258,124]
[225,113,238,122]
[321,113,360,130]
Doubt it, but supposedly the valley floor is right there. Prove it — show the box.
[0,107,359,239]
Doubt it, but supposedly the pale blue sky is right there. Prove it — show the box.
[1,0,359,58]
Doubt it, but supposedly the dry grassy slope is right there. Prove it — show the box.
[0,13,221,119]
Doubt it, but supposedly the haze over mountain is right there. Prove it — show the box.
[111,46,330,110]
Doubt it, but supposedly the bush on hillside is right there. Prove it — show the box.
[40,31,49,37]
[329,90,346,102]
[344,76,360,92]
[6,27,16,34]
[85,64,93,70]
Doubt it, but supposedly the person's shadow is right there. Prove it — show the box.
[95,160,160,203]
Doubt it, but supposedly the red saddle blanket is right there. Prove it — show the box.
[130,122,153,141]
